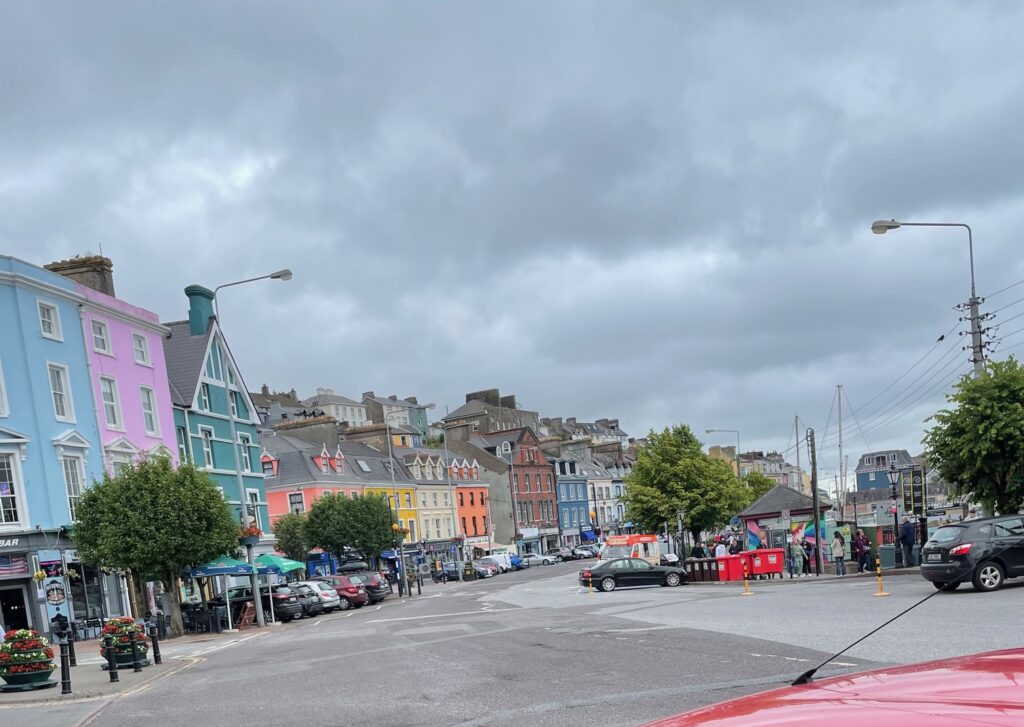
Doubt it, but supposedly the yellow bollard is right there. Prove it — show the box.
[741,558,753,596]
[588,574,594,596]
[873,553,890,597]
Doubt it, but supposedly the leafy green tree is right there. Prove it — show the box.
[743,472,776,504]
[305,492,353,561]
[924,358,1024,514]
[73,458,238,637]
[305,493,397,567]
[272,512,311,561]
[347,494,398,567]
[622,425,748,540]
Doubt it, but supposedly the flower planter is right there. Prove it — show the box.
[239,536,259,546]
[1,666,56,687]
[0,629,56,692]
[98,617,150,669]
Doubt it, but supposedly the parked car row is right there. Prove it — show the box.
[208,570,390,623]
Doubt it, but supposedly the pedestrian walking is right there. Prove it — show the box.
[787,535,801,579]
[899,516,916,567]
[801,538,812,575]
[831,531,846,576]
[853,529,870,573]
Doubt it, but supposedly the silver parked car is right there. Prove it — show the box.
[521,553,556,567]
[294,580,342,612]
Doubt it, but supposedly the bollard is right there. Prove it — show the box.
[873,553,890,597]
[58,639,72,695]
[103,634,120,682]
[741,559,753,596]
[149,624,162,665]
[416,575,422,596]
[129,629,143,672]
[67,626,77,667]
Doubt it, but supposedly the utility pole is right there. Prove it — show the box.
[968,295,986,378]
[794,415,802,494]
[837,384,844,513]
[806,428,823,576]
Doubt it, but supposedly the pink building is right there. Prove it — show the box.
[46,257,178,473]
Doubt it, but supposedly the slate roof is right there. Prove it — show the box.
[161,320,211,407]
[302,392,364,407]
[443,399,488,420]
[261,433,422,486]
[739,484,823,518]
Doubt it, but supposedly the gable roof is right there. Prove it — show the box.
[739,484,821,518]
[443,399,488,420]
[303,392,364,408]
[161,320,212,407]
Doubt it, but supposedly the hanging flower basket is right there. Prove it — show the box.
[239,525,263,546]
[0,629,56,690]
[99,617,149,668]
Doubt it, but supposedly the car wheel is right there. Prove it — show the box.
[600,576,616,592]
[544,558,553,566]
[338,598,352,611]
[665,572,681,587]
[972,561,1004,592]
[932,581,960,592]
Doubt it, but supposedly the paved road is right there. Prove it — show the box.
[20,561,1024,727]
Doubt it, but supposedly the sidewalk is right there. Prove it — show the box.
[691,566,923,586]
[0,627,269,706]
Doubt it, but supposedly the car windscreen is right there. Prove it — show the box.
[602,545,631,559]
[931,526,966,544]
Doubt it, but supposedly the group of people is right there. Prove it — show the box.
[690,535,742,560]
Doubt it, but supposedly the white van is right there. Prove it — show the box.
[482,552,513,573]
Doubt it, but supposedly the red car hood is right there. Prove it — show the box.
[644,648,1024,727]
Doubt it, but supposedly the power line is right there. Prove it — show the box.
[984,277,1024,300]
[841,387,872,452]
[990,295,1024,314]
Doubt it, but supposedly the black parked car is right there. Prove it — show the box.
[921,515,1024,592]
[579,557,687,592]
[288,582,326,617]
[208,585,303,623]
[432,562,462,582]
[350,572,390,603]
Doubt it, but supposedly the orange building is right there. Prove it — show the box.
[260,436,364,525]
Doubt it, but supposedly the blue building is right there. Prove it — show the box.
[162,285,269,550]
[554,458,593,547]
[854,449,914,491]
[0,256,126,631]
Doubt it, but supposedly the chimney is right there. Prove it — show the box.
[45,255,116,296]
[317,387,333,396]
[261,384,270,396]
[388,394,397,401]
[499,395,517,409]
[566,417,577,427]
[466,389,500,407]
[362,391,375,400]
[596,418,609,428]
[184,285,215,336]
[406,396,418,405]
[609,419,619,430]
[550,417,563,430]
[289,388,297,401]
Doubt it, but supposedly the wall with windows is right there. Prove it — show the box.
[77,284,177,473]
[0,256,104,533]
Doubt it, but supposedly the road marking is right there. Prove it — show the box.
[315,611,356,625]
[367,607,517,623]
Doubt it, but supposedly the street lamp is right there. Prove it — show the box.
[383,410,411,596]
[213,268,293,628]
[440,408,464,580]
[705,429,741,478]
[886,463,902,567]
[494,445,523,550]
[870,219,983,377]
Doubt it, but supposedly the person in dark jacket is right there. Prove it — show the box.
[853,529,870,573]
[899,516,916,567]
[691,542,707,559]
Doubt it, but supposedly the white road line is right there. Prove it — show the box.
[367,607,517,623]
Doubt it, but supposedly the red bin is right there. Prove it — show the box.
[716,554,745,581]
[751,548,785,577]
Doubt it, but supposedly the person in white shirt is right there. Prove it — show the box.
[714,541,728,557]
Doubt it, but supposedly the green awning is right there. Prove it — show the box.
[256,553,307,574]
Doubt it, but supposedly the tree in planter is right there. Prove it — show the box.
[272,512,312,562]
[72,458,239,637]
[924,358,1024,515]
[622,425,749,541]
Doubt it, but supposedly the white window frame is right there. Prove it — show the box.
[176,426,190,463]
[245,489,263,531]
[91,319,112,355]
[99,376,124,431]
[62,454,85,521]
[229,391,238,418]
[200,427,215,469]
[38,301,62,341]
[0,451,27,527]
[289,492,304,514]
[132,333,151,366]
[238,434,253,472]
[47,363,75,423]
[139,386,160,437]
[0,358,8,417]
[199,383,211,411]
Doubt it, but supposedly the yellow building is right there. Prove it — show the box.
[708,445,738,476]
[364,484,420,541]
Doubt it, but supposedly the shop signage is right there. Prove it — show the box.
[0,538,20,549]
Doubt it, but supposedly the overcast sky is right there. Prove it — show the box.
[3,2,1023,487]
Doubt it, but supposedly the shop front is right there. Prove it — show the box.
[540,527,560,552]
[517,527,541,554]
[561,527,580,548]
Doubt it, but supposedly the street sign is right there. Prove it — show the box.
[781,510,790,522]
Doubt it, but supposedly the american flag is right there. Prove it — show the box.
[0,554,29,576]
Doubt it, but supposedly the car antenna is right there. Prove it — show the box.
[792,533,1024,686]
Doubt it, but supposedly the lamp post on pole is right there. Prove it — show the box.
[212,268,292,629]
[440,408,463,580]
[871,220,984,378]
[705,429,741,479]
[384,411,409,596]
[886,463,903,567]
